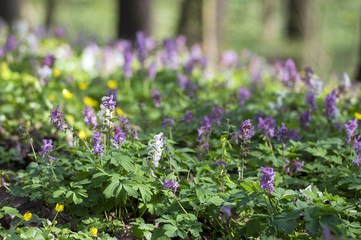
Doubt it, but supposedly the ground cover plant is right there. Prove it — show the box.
[1,24,361,239]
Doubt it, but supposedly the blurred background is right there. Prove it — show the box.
[1,0,361,81]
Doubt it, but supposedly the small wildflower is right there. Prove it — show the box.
[161,179,179,194]
[43,54,56,67]
[355,112,361,120]
[345,118,358,144]
[39,139,57,161]
[79,130,87,139]
[323,89,338,119]
[90,132,104,156]
[50,105,66,131]
[300,110,311,129]
[239,119,255,141]
[79,82,89,90]
[215,159,227,165]
[151,89,162,108]
[23,211,32,221]
[179,110,195,127]
[53,69,61,77]
[107,80,117,89]
[220,205,232,217]
[111,127,126,149]
[147,132,166,167]
[258,116,276,138]
[238,87,251,106]
[275,123,288,141]
[258,166,275,193]
[162,117,175,130]
[82,105,97,130]
[306,91,317,113]
[83,97,98,107]
[55,204,64,212]
[90,227,98,237]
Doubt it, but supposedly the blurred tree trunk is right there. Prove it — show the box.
[117,0,151,42]
[286,0,309,40]
[45,0,57,32]
[0,0,20,30]
[177,0,203,45]
[202,0,225,65]
[262,0,277,41]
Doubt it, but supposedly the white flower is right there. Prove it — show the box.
[147,132,166,168]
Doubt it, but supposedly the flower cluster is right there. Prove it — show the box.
[162,117,175,130]
[98,95,116,127]
[147,132,166,168]
[50,105,66,131]
[306,91,317,113]
[300,110,311,129]
[90,132,104,156]
[111,127,126,149]
[179,110,195,127]
[123,46,133,78]
[136,32,147,67]
[39,139,57,161]
[283,159,304,176]
[258,166,275,192]
[177,74,197,97]
[278,59,300,88]
[258,116,276,138]
[345,118,358,144]
[43,54,56,67]
[323,89,337,119]
[235,119,255,142]
[238,87,251,106]
[161,179,179,194]
[82,105,97,130]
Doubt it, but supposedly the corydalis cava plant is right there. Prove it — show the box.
[147,132,166,168]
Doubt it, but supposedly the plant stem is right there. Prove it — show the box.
[174,195,188,215]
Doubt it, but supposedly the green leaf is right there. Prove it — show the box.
[1,207,22,218]
[103,180,120,198]
[124,184,139,198]
[163,224,178,237]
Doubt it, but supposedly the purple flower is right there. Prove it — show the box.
[136,32,147,67]
[258,166,275,192]
[197,126,210,159]
[180,110,195,127]
[300,110,311,129]
[90,132,104,156]
[106,88,118,102]
[323,90,337,119]
[161,179,179,194]
[345,118,358,144]
[238,119,255,141]
[302,66,314,87]
[287,129,302,141]
[238,87,251,106]
[353,154,361,167]
[55,27,65,38]
[43,54,56,68]
[111,127,126,149]
[152,89,162,108]
[162,38,178,69]
[220,50,237,68]
[147,62,157,81]
[215,159,227,165]
[177,74,197,97]
[101,95,116,110]
[275,123,288,141]
[220,206,232,217]
[82,105,97,130]
[39,139,57,161]
[258,117,276,138]
[162,117,175,130]
[353,134,361,152]
[4,35,16,52]
[306,91,317,113]
[50,105,66,131]
[278,59,300,87]
[283,159,304,176]
[123,47,133,78]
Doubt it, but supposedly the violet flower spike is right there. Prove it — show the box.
[90,132,104,156]
[161,179,179,194]
[239,119,255,141]
[111,127,126,149]
[323,89,337,119]
[306,91,317,113]
[39,139,57,161]
[82,105,97,130]
[345,118,358,144]
[50,105,66,131]
[180,110,195,127]
[258,166,275,192]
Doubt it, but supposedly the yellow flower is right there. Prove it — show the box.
[83,97,98,107]
[49,94,55,101]
[79,82,89,90]
[221,136,226,142]
[53,69,61,77]
[355,112,361,120]
[62,89,73,98]
[23,211,32,221]
[66,115,75,124]
[107,80,117,89]
[90,227,98,237]
[116,108,124,116]
[55,203,64,212]
[79,130,87,139]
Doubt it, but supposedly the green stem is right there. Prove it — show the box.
[174,195,188,215]
[47,212,59,235]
